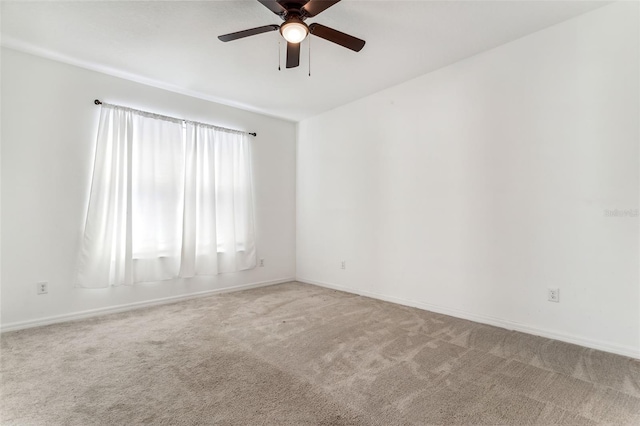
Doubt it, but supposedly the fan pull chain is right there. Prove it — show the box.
[278,39,281,71]
[308,35,311,77]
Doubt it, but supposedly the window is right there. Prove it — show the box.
[76,104,256,288]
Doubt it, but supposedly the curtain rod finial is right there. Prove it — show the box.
[249,132,257,137]
[94,99,102,105]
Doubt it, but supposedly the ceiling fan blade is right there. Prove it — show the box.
[309,23,365,52]
[302,0,341,17]
[286,42,300,68]
[218,25,279,42]
[257,0,287,16]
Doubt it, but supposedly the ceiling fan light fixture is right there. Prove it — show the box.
[217,1,366,69]
[280,18,309,44]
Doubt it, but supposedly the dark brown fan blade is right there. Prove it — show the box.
[258,0,287,16]
[309,23,365,52]
[286,42,300,68]
[302,0,341,17]
[218,25,279,42]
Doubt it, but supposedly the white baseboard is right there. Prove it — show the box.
[1,277,295,333]
[297,277,640,360]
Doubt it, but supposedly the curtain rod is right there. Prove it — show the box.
[93,100,257,137]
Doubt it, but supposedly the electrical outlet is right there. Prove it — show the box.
[341,261,346,270]
[259,258,265,267]
[37,281,48,295]
[548,288,559,303]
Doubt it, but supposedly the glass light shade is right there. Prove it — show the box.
[281,22,308,43]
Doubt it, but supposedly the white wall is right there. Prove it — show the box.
[297,2,639,357]
[1,48,296,328]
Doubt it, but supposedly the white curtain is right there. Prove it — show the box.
[180,123,257,277]
[77,104,256,288]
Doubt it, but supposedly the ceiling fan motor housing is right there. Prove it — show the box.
[278,1,307,19]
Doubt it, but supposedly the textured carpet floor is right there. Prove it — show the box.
[1,282,639,425]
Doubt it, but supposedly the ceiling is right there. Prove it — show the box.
[1,0,608,122]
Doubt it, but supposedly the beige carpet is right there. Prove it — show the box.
[1,282,639,425]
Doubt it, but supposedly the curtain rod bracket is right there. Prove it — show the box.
[93,99,256,137]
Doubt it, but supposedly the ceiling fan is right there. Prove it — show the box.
[218,0,365,69]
